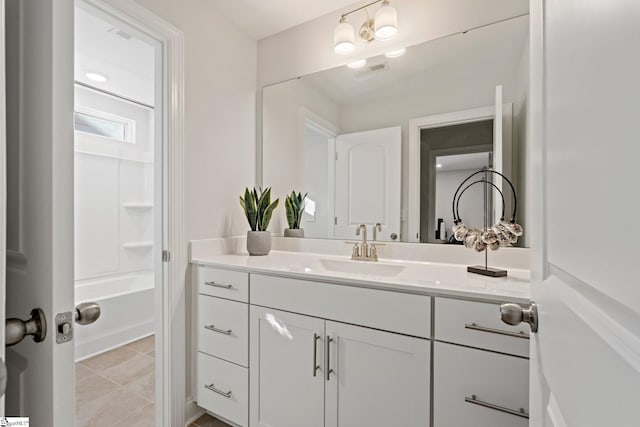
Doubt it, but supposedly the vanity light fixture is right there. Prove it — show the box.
[384,47,406,58]
[347,59,367,69]
[436,163,443,168]
[86,72,108,83]
[334,0,398,55]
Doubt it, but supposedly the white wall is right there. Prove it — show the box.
[515,40,530,246]
[133,0,257,242]
[302,125,331,238]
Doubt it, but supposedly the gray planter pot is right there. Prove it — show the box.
[247,231,271,256]
[284,228,305,238]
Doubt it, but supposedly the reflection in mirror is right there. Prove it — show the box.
[262,15,529,246]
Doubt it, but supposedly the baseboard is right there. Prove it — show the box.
[75,320,154,361]
[185,397,204,426]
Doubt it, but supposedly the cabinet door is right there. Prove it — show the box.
[433,342,529,427]
[250,306,325,427]
[325,321,430,427]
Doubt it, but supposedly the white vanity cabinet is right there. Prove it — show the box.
[194,265,530,427]
[249,305,430,427]
[433,297,530,427]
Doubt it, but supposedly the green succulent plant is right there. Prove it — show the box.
[284,191,308,230]
[239,187,279,231]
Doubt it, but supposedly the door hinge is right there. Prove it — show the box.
[334,217,338,225]
[335,152,338,160]
[162,250,171,262]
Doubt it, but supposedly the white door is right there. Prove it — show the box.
[334,127,401,241]
[528,1,640,426]
[249,306,325,427]
[4,0,76,424]
[0,0,6,413]
[324,321,430,427]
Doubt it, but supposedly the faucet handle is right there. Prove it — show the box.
[345,241,360,258]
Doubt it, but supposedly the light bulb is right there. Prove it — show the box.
[347,59,367,69]
[384,47,406,58]
[334,20,355,55]
[375,1,398,41]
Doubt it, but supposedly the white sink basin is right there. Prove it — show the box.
[319,259,406,277]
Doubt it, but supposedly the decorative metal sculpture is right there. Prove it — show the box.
[451,168,523,277]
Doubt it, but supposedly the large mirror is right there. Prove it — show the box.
[262,15,529,246]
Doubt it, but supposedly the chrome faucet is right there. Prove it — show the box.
[373,223,382,241]
[347,224,384,261]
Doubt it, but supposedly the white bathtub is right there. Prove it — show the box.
[74,272,155,361]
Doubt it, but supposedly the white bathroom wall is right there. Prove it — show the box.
[514,40,530,246]
[133,0,258,241]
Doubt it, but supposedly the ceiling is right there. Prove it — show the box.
[207,0,361,40]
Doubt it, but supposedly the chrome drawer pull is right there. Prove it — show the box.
[464,323,529,339]
[465,395,529,419]
[204,324,232,335]
[326,335,334,381]
[205,281,232,289]
[204,383,232,399]
[313,333,321,377]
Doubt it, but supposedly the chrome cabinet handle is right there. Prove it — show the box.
[313,333,320,377]
[204,383,232,399]
[204,324,232,335]
[205,281,232,289]
[325,335,334,381]
[464,323,529,339]
[465,394,529,419]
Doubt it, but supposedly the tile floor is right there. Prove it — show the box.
[76,335,230,427]
[76,335,156,427]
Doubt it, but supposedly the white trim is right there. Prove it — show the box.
[81,2,186,427]
[407,105,512,243]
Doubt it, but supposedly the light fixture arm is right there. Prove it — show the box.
[340,0,387,21]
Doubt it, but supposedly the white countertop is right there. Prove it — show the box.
[191,251,530,304]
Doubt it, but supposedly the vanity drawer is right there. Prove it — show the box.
[434,342,529,427]
[250,274,431,338]
[196,352,249,427]
[197,266,249,302]
[198,295,248,366]
[435,298,529,357]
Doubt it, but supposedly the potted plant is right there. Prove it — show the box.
[239,187,279,256]
[284,191,307,238]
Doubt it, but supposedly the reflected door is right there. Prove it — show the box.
[334,127,401,241]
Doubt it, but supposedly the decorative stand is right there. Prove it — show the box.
[451,168,523,278]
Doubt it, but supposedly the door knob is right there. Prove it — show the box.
[390,233,398,240]
[5,308,47,347]
[75,302,101,325]
[500,302,538,333]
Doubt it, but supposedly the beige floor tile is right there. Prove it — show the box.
[126,335,155,354]
[76,363,95,382]
[124,367,155,402]
[75,374,148,427]
[111,402,156,427]
[80,346,138,373]
[102,353,154,387]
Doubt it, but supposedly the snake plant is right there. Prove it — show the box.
[239,187,279,231]
[284,191,308,229]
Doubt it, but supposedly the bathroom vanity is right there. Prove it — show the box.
[191,251,530,427]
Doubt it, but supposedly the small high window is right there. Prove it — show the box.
[74,108,135,143]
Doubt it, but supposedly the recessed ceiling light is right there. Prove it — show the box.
[385,47,406,58]
[436,164,443,168]
[86,72,108,83]
[347,59,367,69]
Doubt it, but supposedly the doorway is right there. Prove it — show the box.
[73,3,162,426]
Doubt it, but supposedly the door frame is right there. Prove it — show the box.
[0,0,6,413]
[407,105,512,243]
[81,1,186,426]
